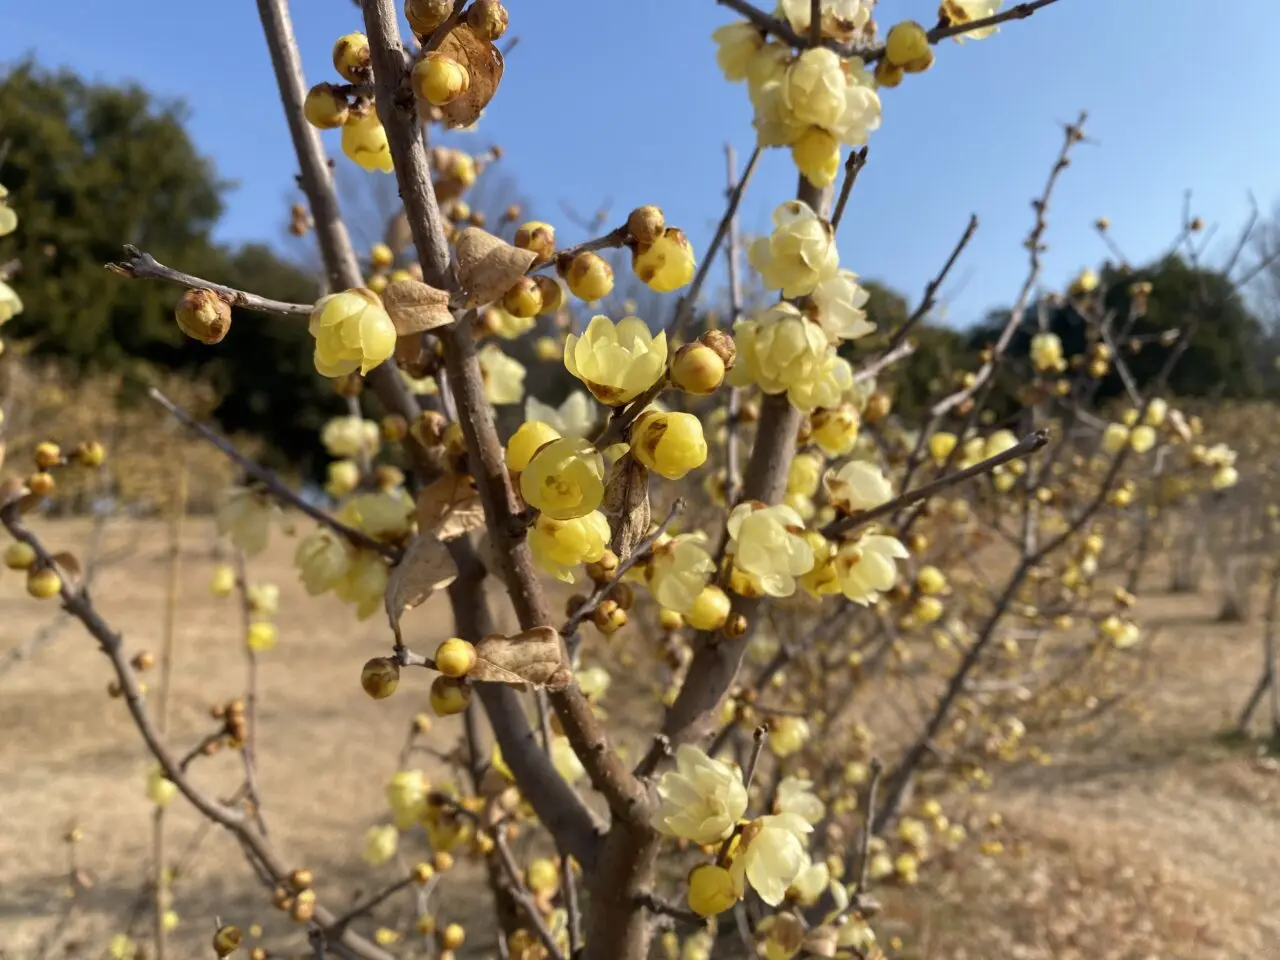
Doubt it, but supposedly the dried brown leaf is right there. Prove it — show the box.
[471,626,572,690]
[416,473,486,542]
[602,454,650,560]
[436,25,504,129]
[382,279,453,335]
[385,531,459,641]
[51,551,82,591]
[454,227,536,308]
[385,210,413,255]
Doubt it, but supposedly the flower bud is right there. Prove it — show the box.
[34,442,61,470]
[514,221,556,263]
[687,584,731,631]
[885,21,930,67]
[303,83,349,129]
[289,868,314,891]
[501,277,543,319]
[627,205,666,246]
[74,440,106,468]
[212,925,242,957]
[440,922,466,950]
[405,0,454,35]
[562,252,614,302]
[431,675,472,716]
[531,276,565,316]
[631,411,708,479]
[29,472,55,497]
[27,566,61,599]
[670,342,726,396]
[435,638,477,678]
[466,0,508,40]
[413,53,471,107]
[175,288,232,345]
[874,59,904,88]
[687,863,737,917]
[333,32,372,82]
[361,657,400,699]
[413,862,435,883]
[412,410,449,448]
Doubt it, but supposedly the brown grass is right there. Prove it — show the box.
[2,519,1279,958]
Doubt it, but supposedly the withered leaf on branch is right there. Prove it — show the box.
[382,279,453,335]
[436,24,504,129]
[416,473,486,542]
[385,531,459,641]
[471,626,572,690]
[51,551,83,591]
[602,453,650,560]
[454,227,536,308]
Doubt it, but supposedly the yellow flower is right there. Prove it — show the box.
[310,287,396,377]
[246,621,278,652]
[506,420,561,472]
[786,353,853,413]
[322,416,380,458]
[334,549,390,620]
[525,390,597,438]
[0,185,17,237]
[728,813,812,906]
[811,270,875,342]
[341,109,395,172]
[1212,465,1239,491]
[484,303,537,340]
[798,532,840,598]
[633,228,696,293]
[364,824,399,866]
[295,527,353,596]
[824,459,893,513]
[941,0,1003,42]
[108,935,137,960]
[1129,424,1156,453]
[386,769,429,829]
[787,854,830,906]
[778,0,873,41]
[520,437,606,520]
[211,564,236,597]
[551,736,585,784]
[146,765,178,807]
[216,487,272,556]
[529,511,611,582]
[712,21,764,81]
[775,777,825,824]
[647,535,716,615]
[791,126,842,187]
[732,303,830,396]
[1145,397,1168,426]
[834,533,908,604]
[1101,423,1130,455]
[478,343,527,405]
[810,404,860,457]
[769,717,811,758]
[1029,331,1064,373]
[781,48,848,132]
[1070,266,1100,296]
[339,489,414,541]
[687,863,739,917]
[916,565,948,595]
[651,744,748,845]
[984,429,1018,458]
[687,584,733,631]
[631,411,708,479]
[577,665,612,700]
[727,502,814,597]
[787,453,824,498]
[746,41,792,105]
[325,459,360,498]
[929,431,958,462]
[748,201,839,298]
[564,315,668,405]
[0,280,22,324]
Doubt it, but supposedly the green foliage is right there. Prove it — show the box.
[0,61,340,474]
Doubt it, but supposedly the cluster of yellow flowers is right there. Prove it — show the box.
[0,184,22,331]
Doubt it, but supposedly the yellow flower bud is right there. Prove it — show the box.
[175,288,231,345]
[791,127,841,187]
[326,459,360,498]
[875,59,905,88]
[212,924,243,957]
[405,0,453,35]
[633,228,696,293]
[630,411,708,480]
[886,21,930,66]
[434,638,477,678]
[361,657,400,700]
[370,242,395,270]
[668,342,725,396]
[1129,425,1156,454]
[929,432,958,462]
[333,32,372,82]
[533,276,566,316]
[304,82,349,129]
[247,622,278,652]
[810,404,860,457]
[363,824,399,866]
[526,858,560,896]
[413,52,470,107]
[506,420,561,472]
[514,221,556,263]
[431,675,472,716]
[563,252,614,302]
[440,922,466,950]
[687,863,738,917]
[916,565,947,595]
[210,563,236,597]
[687,584,732,631]
[501,277,543,319]
[75,440,107,468]
[4,540,36,570]
[27,566,61,599]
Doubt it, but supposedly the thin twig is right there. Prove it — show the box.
[829,147,869,232]
[854,759,883,897]
[532,226,631,276]
[859,0,1065,63]
[822,430,1049,539]
[328,875,421,932]
[493,833,569,960]
[853,338,916,385]
[887,214,979,351]
[147,387,398,560]
[108,246,312,317]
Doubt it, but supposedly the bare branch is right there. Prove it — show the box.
[887,214,979,351]
[108,245,312,317]
[830,147,869,232]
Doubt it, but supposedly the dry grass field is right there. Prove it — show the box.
[2,517,1279,959]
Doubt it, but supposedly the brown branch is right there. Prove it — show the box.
[822,429,1049,539]
[561,498,687,645]
[329,873,422,932]
[723,144,747,507]
[147,387,397,560]
[853,759,883,897]
[591,376,671,451]
[860,0,1066,63]
[0,502,394,960]
[829,147,869,232]
[853,338,916,385]
[532,226,632,276]
[108,246,312,317]
[493,832,569,960]
[670,144,762,338]
[886,214,979,351]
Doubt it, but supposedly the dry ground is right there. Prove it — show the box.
[1,518,1278,959]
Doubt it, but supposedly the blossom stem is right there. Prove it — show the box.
[108,245,313,317]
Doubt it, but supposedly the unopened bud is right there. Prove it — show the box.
[303,83,349,129]
[627,205,666,246]
[332,32,372,83]
[175,288,231,345]
[466,0,508,40]
[361,657,400,700]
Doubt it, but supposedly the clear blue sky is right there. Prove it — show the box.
[6,0,1280,326]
